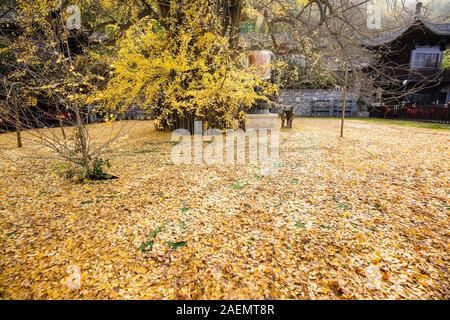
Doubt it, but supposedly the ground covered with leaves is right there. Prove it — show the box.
[0,118,449,299]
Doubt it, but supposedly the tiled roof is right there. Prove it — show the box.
[426,22,450,35]
[364,20,450,47]
[363,28,408,47]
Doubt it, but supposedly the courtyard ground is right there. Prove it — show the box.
[0,118,449,299]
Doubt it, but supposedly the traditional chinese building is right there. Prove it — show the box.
[365,8,450,122]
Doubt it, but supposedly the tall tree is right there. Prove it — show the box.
[99,0,275,131]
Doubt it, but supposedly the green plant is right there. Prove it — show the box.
[148,226,163,239]
[338,203,349,210]
[55,162,84,181]
[442,50,450,70]
[181,206,189,213]
[139,241,154,253]
[55,158,116,182]
[7,231,16,238]
[139,224,188,253]
[232,180,245,190]
[139,225,164,253]
[167,241,187,249]
[135,148,156,154]
[89,158,113,180]
[295,222,306,228]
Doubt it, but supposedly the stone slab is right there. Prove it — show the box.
[245,113,280,130]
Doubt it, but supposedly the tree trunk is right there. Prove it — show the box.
[73,102,90,175]
[59,118,67,141]
[60,11,90,176]
[13,96,23,148]
[340,61,348,138]
[229,0,242,49]
[55,104,67,141]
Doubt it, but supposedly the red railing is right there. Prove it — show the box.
[370,105,450,123]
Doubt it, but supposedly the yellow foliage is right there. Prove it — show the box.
[100,0,277,130]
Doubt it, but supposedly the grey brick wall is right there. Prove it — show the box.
[277,89,360,116]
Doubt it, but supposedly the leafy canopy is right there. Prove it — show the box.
[98,0,277,130]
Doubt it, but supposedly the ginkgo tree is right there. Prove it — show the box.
[1,0,276,179]
[97,0,277,131]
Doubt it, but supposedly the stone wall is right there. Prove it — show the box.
[277,89,361,116]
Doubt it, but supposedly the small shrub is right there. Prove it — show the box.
[55,158,117,182]
[89,158,114,180]
[55,162,84,181]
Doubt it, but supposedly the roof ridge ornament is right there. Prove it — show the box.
[415,2,423,21]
